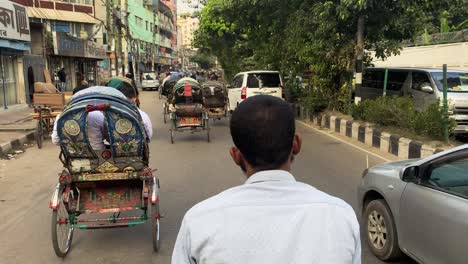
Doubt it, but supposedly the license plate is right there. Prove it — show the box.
[178,117,201,126]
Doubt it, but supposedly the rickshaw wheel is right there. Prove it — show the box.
[51,192,74,257]
[35,120,45,149]
[151,203,161,252]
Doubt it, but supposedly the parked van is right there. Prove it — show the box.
[360,67,468,133]
[228,71,284,111]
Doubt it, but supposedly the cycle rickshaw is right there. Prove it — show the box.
[49,87,161,257]
[169,78,210,144]
[201,81,229,121]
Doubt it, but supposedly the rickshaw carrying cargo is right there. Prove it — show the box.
[161,75,182,123]
[49,88,161,257]
[201,81,228,120]
[169,78,210,144]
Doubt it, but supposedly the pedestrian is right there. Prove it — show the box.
[57,67,67,92]
[126,72,140,108]
[172,95,361,264]
[72,80,89,94]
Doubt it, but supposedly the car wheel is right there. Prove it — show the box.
[363,199,402,261]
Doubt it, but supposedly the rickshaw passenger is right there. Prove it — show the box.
[51,78,153,150]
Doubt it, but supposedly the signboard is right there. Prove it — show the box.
[0,0,30,42]
[54,32,84,57]
[54,32,106,59]
[85,40,106,59]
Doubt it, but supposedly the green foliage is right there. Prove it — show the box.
[190,53,215,70]
[352,97,415,128]
[411,103,456,139]
[299,89,328,114]
[352,97,455,140]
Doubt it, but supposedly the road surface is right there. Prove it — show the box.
[0,91,415,263]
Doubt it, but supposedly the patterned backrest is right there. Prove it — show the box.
[57,92,148,173]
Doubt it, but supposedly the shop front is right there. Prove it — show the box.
[0,0,31,108]
[51,32,106,91]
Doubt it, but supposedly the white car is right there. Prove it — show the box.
[228,71,284,111]
[142,72,160,91]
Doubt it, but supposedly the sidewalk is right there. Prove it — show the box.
[0,104,36,157]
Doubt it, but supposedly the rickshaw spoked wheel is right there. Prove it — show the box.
[51,190,74,257]
[36,120,47,149]
[151,203,161,252]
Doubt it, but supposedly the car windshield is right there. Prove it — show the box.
[143,73,156,80]
[431,72,468,92]
[247,73,281,88]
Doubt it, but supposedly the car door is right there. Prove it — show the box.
[362,69,384,100]
[408,71,438,111]
[228,74,243,111]
[399,150,468,264]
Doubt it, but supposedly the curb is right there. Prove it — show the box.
[295,106,445,159]
[0,131,35,157]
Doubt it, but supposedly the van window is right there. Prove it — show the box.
[143,73,156,80]
[363,70,407,91]
[387,71,408,91]
[363,70,384,89]
[431,72,468,92]
[412,72,432,91]
[232,75,243,88]
[247,73,281,88]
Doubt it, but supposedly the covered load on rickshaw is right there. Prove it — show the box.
[161,75,183,123]
[201,80,228,120]
[49,86,161,257]
[169,77,210,143]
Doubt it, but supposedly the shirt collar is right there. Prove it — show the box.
[245,170,296,184]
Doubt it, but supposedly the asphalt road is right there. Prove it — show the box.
[0,91,415,264]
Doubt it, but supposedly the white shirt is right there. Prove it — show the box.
[172,170,361,264]
[52,109,153,150]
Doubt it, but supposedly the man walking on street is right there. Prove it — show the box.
[57,67,67,92]
[172,95,361,264]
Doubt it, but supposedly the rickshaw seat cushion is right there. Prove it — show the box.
[174,103,204,116]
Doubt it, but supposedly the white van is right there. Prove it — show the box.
[141,72,160,91]
[361,68,468,133]
[228,71,284,111]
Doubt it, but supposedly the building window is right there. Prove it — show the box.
[146,21,148,31]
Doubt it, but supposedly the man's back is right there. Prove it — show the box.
[173,170,360,264]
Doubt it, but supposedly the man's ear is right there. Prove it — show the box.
[230,147,243,166]
[292,134,302,155]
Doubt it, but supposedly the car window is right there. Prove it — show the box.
[387,71,408,91]
[247,73,281,88]
[143,73,156,80]
[247,74,260,88]
[412,72,432,91]
[427,157,468,199]
[232,75,243,88]
[363,70,384,89]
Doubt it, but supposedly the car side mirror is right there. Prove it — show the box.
[401,166,419,183]
[421,85,434,93]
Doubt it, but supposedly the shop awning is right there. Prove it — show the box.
[27,7,100,24]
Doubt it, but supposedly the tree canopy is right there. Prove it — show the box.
[194,0,467,108]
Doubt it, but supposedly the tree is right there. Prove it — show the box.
[195,0,439,108]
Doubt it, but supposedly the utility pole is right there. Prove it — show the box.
[354,15,365,104]
[106,0,113,77]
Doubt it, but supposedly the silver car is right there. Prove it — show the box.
[358,145,468,263]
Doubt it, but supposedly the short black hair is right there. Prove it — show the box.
[230,95,295,171]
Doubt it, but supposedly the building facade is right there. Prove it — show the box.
[0,0,31,108]
[157,0,177,71]
[10,0,106,102]
[177,14,198,71]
